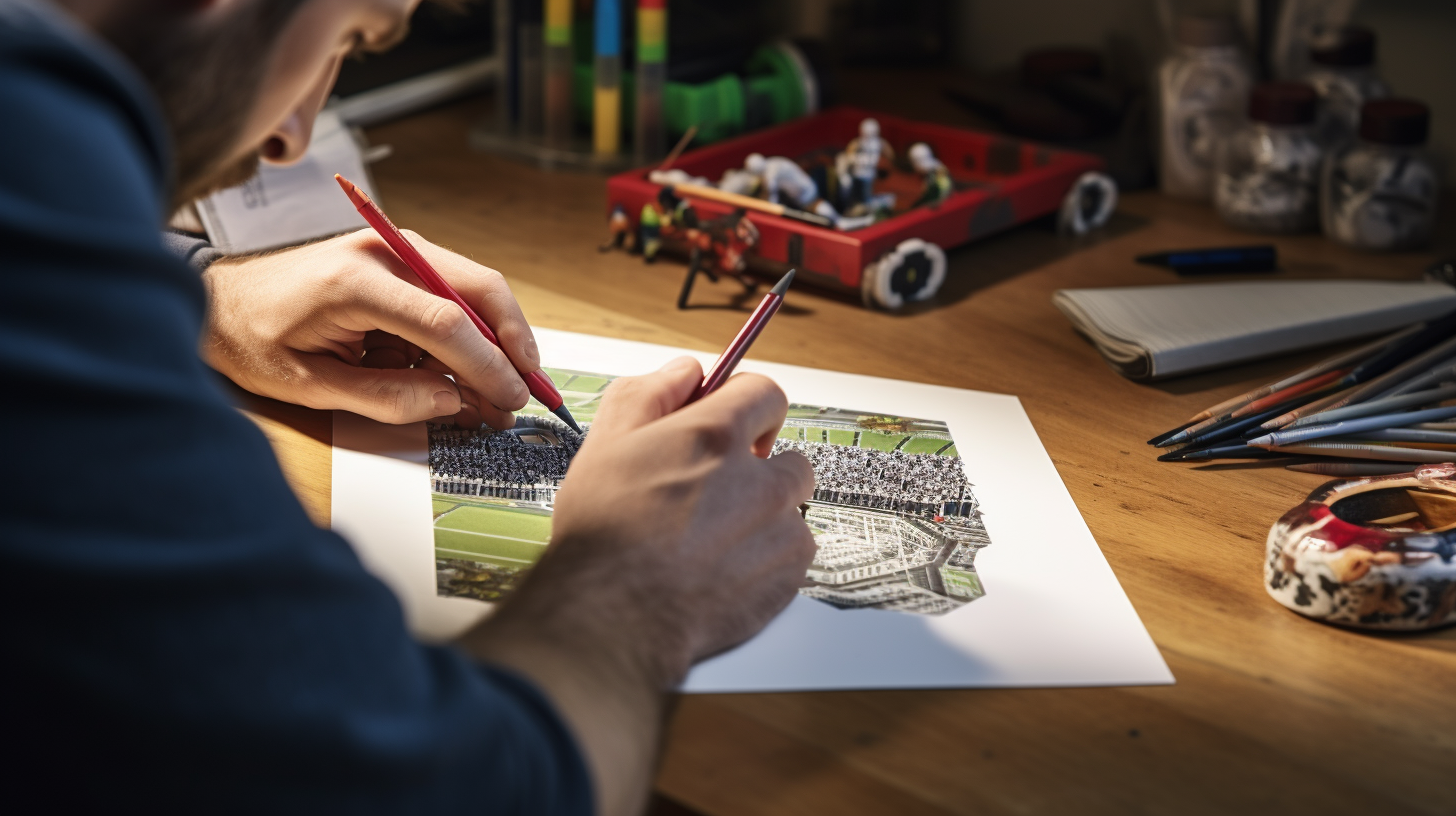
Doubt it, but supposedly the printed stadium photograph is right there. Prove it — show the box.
[428,368,992,616]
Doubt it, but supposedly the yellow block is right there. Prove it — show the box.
[594,86,621,156]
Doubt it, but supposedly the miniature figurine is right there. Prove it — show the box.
[737,152,866,228]
[908,142,952,207]
[647,167,712,188]
[677,209,761,309]
[718,156,763,197]
[840,118,894,209]
[638,187,697,263]
[637,201,663,262]
[599,203,633,252]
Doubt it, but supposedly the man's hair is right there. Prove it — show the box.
[99,0,309,209]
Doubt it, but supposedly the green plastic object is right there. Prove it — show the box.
[571,43,815,147]
[665,73,745,142]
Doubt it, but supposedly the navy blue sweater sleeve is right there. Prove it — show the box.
[0,4,592,812]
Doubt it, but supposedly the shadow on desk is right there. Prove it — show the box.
[909,210,1148,315]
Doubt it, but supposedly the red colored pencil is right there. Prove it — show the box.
[334,174,581,433]
[1228,367,1351,418]
[689,269,795,403]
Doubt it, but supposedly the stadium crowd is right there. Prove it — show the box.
[429,419,584,486]
[773,439,974,516]
[428,424,974,518]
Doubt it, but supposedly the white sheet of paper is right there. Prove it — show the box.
[332,329,1173,691]
[197,109,374,254]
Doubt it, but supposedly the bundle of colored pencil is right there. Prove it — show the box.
[1150,309,1456,476]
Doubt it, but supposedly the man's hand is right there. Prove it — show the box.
[203,229,539,429]
[463,357,816,816]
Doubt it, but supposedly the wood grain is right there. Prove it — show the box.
[247,96,1456,815]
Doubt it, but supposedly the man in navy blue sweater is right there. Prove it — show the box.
[0,0,816,811]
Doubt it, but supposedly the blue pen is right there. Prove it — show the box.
[1136,245,1276,274]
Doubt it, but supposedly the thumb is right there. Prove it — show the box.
[306,353,463,424]
[589,356,703,438]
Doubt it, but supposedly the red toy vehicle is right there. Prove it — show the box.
[605,106,1106,310]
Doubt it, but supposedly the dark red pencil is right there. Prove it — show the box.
[334,174,581,433]
[689,269,795,403]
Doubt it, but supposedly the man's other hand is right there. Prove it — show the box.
[463,357,816,816]
[546,357,819,681]
[202,229,539,430]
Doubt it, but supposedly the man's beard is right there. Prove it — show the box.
[98,0,303,212]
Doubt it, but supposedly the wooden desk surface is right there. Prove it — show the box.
[243,99,1456,816]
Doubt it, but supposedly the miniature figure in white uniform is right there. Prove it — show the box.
[717,159,762,197]
[841,118,893,207]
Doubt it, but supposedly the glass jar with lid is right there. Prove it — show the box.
[1214,82,1324,232]
[1303,26,1391,147]
[1156,14,1253,199]
[1322,99,1438,251]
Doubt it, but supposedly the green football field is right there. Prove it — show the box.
[902,436,950,454]
[433,502,553,568]
[858,431,905,451]
[775,423,957,457]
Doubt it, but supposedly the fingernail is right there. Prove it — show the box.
[433,390,459,415]
[665,356,698,373]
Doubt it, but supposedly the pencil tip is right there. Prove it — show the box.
[553,405,583,435]
[1248,434,1273,447]
[1155,433,1186,448]
[771,269,795,297]
[334,174,367,206]
[1157,450,1187,462]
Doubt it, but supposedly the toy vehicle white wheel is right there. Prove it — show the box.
[1058,171,1118,235]
[860,238,946,310]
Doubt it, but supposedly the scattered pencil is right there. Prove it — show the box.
[1285,461,1417,476]
[1148,420,1198,446]
[1180,402,1308,448]
[1150,308,1456,466]
[1160,443,1284,462]
[1248,404,1456,448]
[1259,383,1363,431]
[1160,378,1345,447]
[1279,383,1456,430]
[1177,324,1415,426]
[1358,428,1456,443]
[1228,368,1349,419]
[1377,360,1456,400]
[1269,442,1456,464]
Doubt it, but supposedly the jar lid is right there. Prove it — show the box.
[1176,14,1240,48]
[1248,82,1317,125]
[1360,99,1430,145]
[1022,48,1102,89]
[1310,26,1376,67]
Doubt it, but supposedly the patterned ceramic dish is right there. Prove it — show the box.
[1266,463,1456,630]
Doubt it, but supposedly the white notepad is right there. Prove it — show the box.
[1053,280,1456,380]
[196,110,375,254]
